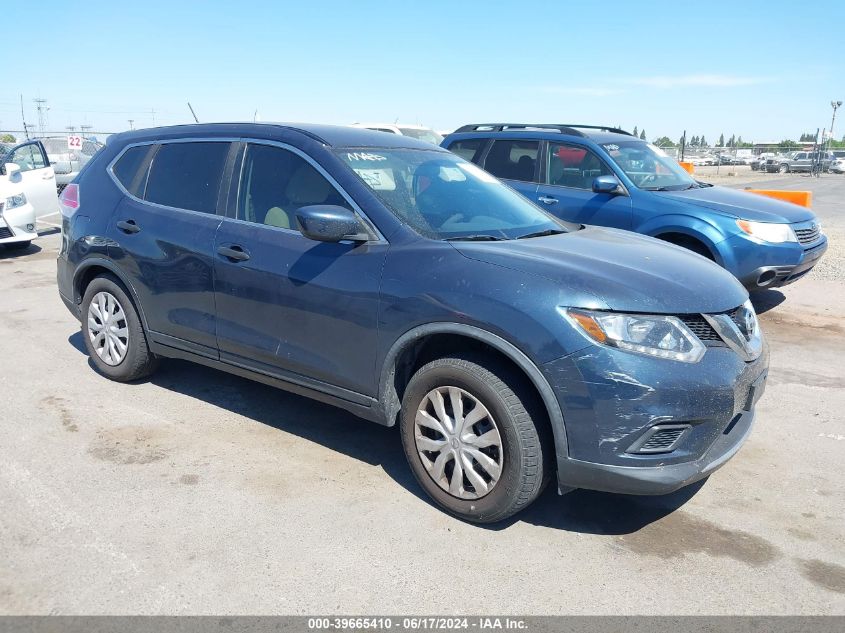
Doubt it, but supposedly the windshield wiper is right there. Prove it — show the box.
[444,235,506,242]
[516,228,567,239]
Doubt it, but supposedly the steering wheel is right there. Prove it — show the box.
[639,174,657,186]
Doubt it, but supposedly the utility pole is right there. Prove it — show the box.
[128,119,135,131]
[19,94,30,140]
[66,125,76,133]
[80,124,93,138]
[33,98,48,137]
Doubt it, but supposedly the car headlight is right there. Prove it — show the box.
[5,193,26,210]
[736,219,797,243]
[564,309,706,363]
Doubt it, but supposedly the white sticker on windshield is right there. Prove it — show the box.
[456,161,498,183]
[346,152,387,162]
[603,144,619,151]
[355,168,396,190]
[439,166,466,182]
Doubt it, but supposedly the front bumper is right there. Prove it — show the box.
[0,202,38,244]
[543,335,769,496]
[735,237,827,288]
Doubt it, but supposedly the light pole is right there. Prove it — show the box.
[831,100,842,140]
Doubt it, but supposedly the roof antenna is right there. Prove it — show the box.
[187,102,200,123]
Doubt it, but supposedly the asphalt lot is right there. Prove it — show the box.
[0,173,843,615]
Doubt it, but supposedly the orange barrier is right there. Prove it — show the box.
[678,161,694,174]
[746,189,812,208]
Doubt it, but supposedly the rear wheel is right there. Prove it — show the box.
[81,274,158,381]
[400,354,549,523]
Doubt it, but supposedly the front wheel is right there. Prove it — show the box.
[779,164,789,173]
[81,274,158,381]
[400,354,549,523]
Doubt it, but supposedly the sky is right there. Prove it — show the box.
[2,0,844,143]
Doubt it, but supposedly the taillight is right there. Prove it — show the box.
[59,183,80,216]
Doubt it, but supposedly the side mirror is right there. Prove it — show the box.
[295,205,369,243]
[592,174,624,195]
[3,163,21,182]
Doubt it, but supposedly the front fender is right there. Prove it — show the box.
[378,322,570,469]
[636,214,729,266]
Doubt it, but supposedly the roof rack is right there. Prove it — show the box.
[453,123,633,137]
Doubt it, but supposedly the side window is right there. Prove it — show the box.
[112,145,155,198]
[144,142,230,214]
[448,138,488,164]
[547,142,613,190]
[483,140,539,182]
[238,144,351,230]
[8,142,47,172]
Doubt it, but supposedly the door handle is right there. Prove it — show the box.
[116,220,140,234]
[217,245,250,262]
[538,196,558,205]
[42,172,54,180]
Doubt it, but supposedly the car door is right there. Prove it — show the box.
[479,138,540,200]
[107,140,232,357]
[534,141,632,229]
[3,141,59,218]
[213,141,387,398]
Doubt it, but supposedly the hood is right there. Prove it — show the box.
[655,185,814,223]
[452,227,747,314]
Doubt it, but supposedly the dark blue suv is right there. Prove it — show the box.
[57,123,768,522]
[443,124,827,289]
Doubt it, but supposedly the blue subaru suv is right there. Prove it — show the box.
[443,124,827,289]
[57,123,768,522]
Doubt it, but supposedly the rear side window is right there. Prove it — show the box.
[112,145,154,198]
[483,140,539,182]
[145,142,230,214]
[448,138,488,163]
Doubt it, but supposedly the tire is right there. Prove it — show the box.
[400,353,549,523]
[81,274,158,381]
[778,164,789,173]
[4,241,31,250]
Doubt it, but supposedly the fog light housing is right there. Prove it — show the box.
[26,224,35,231]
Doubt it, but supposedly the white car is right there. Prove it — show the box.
[0,140,60,249]
[350,123,443,145]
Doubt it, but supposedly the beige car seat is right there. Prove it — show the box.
[263,165,333,229]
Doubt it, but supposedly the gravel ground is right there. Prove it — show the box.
[0,178,843,615]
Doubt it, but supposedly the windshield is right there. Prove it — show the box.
[337,149,572,240]
[397,127,444,145]
[601,141,696,190]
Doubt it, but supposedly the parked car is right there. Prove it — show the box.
[0,145,38,250]
[39,136,103,192]
[443,123,827,289]
[351,123,443,145]
[57,123,769,523]
[765,151,834,173]
[749,154,776,171]
[0,139,60,242]
[830,150,845,174]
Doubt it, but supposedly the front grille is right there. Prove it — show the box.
[0,226,13,239]
[680,315,721,341]
[794,224,821,245]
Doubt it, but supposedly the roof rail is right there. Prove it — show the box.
[453,123,633,137]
